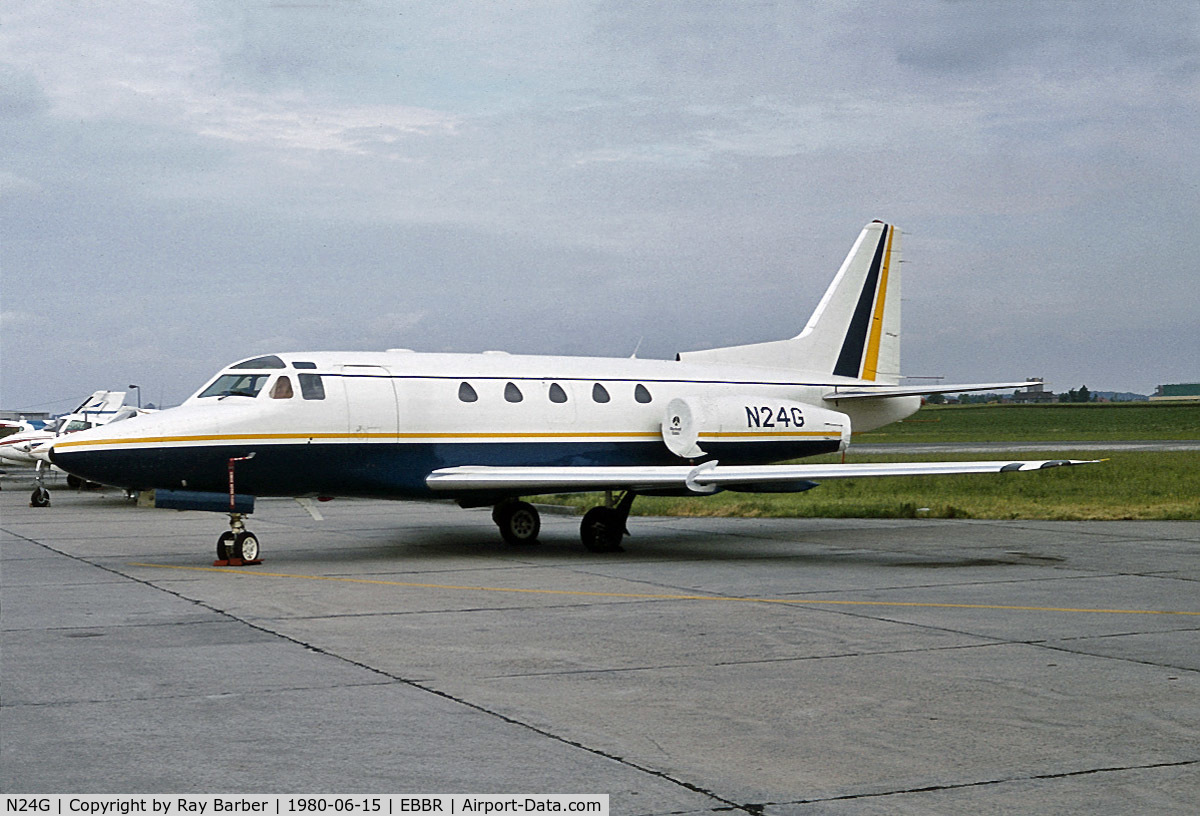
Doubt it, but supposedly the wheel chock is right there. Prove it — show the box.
[212,558,264,567]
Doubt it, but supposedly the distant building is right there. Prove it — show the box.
[1011,378,1057,404]
[1151,383,1200,402]
[0,410,52,424]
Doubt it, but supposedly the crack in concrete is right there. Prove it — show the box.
[10,523,1196,814]
[762,758,1200,807]
[11,533,753,814]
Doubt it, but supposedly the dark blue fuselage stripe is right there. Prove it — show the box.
[53,439,842,500]
[833,225,888,378]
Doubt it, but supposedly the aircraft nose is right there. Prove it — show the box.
[48,438,130,487]
[48,442,86,476]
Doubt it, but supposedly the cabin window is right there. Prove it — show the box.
[458,382,478,403]
[548,383,568,403]
[270,376,294,399]
[299,374,325,400]
[293,361,318,370]
[230,355,286,369]
[592,383,610,403]
[505,382,524,403]
[635,384,653,404]
[198,373,271,399]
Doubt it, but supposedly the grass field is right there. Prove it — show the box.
[856,401,1200,442]
[551,402,1200,521]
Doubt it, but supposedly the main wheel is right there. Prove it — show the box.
[217,531,235,560]
[495,500,541,546]
[30,486,50,508]
[233,531,259,561]
[580,506,624,553]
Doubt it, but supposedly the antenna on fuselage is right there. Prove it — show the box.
[630,337,644,359]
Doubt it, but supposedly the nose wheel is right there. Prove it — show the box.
[215,513,262,566]
[29,461,51,507]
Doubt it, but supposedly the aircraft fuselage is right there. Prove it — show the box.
[50,350,919,500]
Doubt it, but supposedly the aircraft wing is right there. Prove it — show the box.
[824,381,1039,400]
[426,458,1099,495]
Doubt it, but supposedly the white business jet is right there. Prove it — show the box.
[49,222,1094,561]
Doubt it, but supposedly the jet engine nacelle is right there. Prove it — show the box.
[661,396,851,459]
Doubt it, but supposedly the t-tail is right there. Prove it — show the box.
[679,221,901,383]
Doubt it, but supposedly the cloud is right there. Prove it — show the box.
[191,96,458,155]
[1,1,1198,408]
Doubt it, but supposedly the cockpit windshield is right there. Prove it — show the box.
[230,355,286,369]
[198,373,272,399]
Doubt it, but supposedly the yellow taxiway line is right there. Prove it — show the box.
[132,563,1200,617]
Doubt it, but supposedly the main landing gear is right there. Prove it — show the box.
[492,499,541,546]
[490,491,637,553]
[580,490,636,553]
[215,512,261,566]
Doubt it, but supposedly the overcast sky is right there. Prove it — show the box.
[3,1,1198,412]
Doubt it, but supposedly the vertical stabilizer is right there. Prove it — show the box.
[72,391,129,422]
[678,221,901,382]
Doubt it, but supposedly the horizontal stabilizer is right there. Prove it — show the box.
[427,459,1099,496]
[825,381,1040,400]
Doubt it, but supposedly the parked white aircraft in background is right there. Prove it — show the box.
[50,222,1095,561]
[1,417,53,436]
[2,391,152,506]
[1,390,128,467]
[3,400,145,455]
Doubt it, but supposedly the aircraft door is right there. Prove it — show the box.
[339,365,399,440]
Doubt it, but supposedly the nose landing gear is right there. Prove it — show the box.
[29,461,51,507]
[215,512,262,566]
[214,453,262,566]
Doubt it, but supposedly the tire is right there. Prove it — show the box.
[30,487,51,508]
[233,532,259,562]
[496,501,540,546]
[217,531,235,560]
[580,506,624,553]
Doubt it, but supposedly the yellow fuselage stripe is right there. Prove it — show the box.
[54,432,662,448]
[55,429,838,450]
[861,226,894,381]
